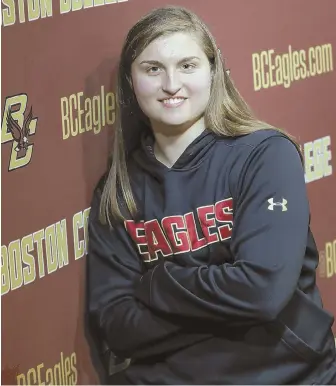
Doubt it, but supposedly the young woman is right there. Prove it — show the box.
[86,6,336,385]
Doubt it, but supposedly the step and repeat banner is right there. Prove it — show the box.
[1,0,335,384]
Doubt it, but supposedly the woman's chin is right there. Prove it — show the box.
[153,122,191,134]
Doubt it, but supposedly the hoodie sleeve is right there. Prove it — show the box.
[87,185,185,358]
[134,136,309,325]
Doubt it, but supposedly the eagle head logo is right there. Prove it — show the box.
[6,106,33,152]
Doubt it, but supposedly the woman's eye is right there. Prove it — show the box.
[182,63,196,70]
[147,66,160,73]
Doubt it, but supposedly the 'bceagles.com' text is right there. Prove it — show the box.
[252,43,333,90]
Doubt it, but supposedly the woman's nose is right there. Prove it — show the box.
[162,70,182,95]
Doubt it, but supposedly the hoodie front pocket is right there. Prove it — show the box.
[266,321,323,363]
[273,289,334,363]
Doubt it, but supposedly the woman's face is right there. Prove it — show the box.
[131,32,212,134]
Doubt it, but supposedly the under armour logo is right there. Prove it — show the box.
[267,198,288,211]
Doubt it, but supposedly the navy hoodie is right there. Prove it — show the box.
[87,128,336,384]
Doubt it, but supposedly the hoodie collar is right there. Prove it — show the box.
[132,128,217,179]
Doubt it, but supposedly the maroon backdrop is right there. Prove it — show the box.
[2,0,335,384]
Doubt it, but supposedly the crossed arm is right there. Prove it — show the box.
[87,189,211,360]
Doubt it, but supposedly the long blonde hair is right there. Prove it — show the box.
[100,5,301,225]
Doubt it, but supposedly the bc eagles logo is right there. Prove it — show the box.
[1,94,38,171]
[6,107,33,152]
